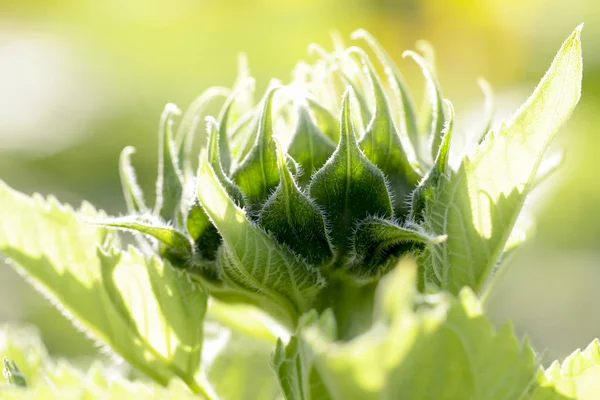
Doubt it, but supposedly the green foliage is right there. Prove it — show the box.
[205,322,281,400]
[230,86,281,213]
[282,260,541,399]
[0,25,595,399]
[533,340,600,400]
[0,183,209,394]
[420,25,583,294]
[0,325,200,399]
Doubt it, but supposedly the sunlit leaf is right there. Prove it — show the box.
[90,217,192,259]
[299,259,540,400]
[410,99,455,223]
[119,146,148,214]
[175,86,230,178]
[306,96,341,144]
[533,339,600,400]
[0,182,208,393]
[404,46,445,165]
[154,104,185,225]
[216,79,255,175]
[421,25,583,294]
[476,78,495,144]
[272,311,334,400]
[205,322,280,400]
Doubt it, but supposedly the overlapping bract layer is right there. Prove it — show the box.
[107,26,582,333]
[108,31,451,328]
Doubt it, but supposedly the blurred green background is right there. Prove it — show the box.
[0,0,598,364]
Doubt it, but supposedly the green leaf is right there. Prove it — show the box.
[204,322,281,400]
[350,47,420,216]
[0,325,47,387]
[206,117,246,207]
[216,79,255,175]
[3,359,27,387]
[299,259,540,400]
[476,78,495,144]
[119,146,149,214]
[206,299,283,345]
[404,46,445,165]
[97,247,207,391]
[258,139,333,266]
[410,99,455,222]
[231,86,281,213]
[187,118,245,263]
[348,217,446,279]
[288,102,336,187]
[351,29,420,158]
[186,199,221,263]
[0,182,208,393]
[154,104,185,224]
[271,311,334,400]
[0,325,205,399]
[533,339,600,400]
[175,86,230,178]
[90,217,192,257]
[308,88,393,255]
[196,151,325,327]
[421,25,583,294]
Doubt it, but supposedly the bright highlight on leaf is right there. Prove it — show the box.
[279,259,540,400]
[0,183,209,394]
[422,23,583,294]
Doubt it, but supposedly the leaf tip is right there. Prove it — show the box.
[350,28,367,40]
[163,102,182,117]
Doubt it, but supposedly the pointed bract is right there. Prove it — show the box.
[350,47,420,217]
[232,86,281,213]
[258,139,333,265]
[309,89,393,256]
[410,99,455,222]
[404,49,445,165]
[154,104,185,225]
[351,29,420,155]
[288,102,336,187]
[197,151,325,327]
[348,217,446,279]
